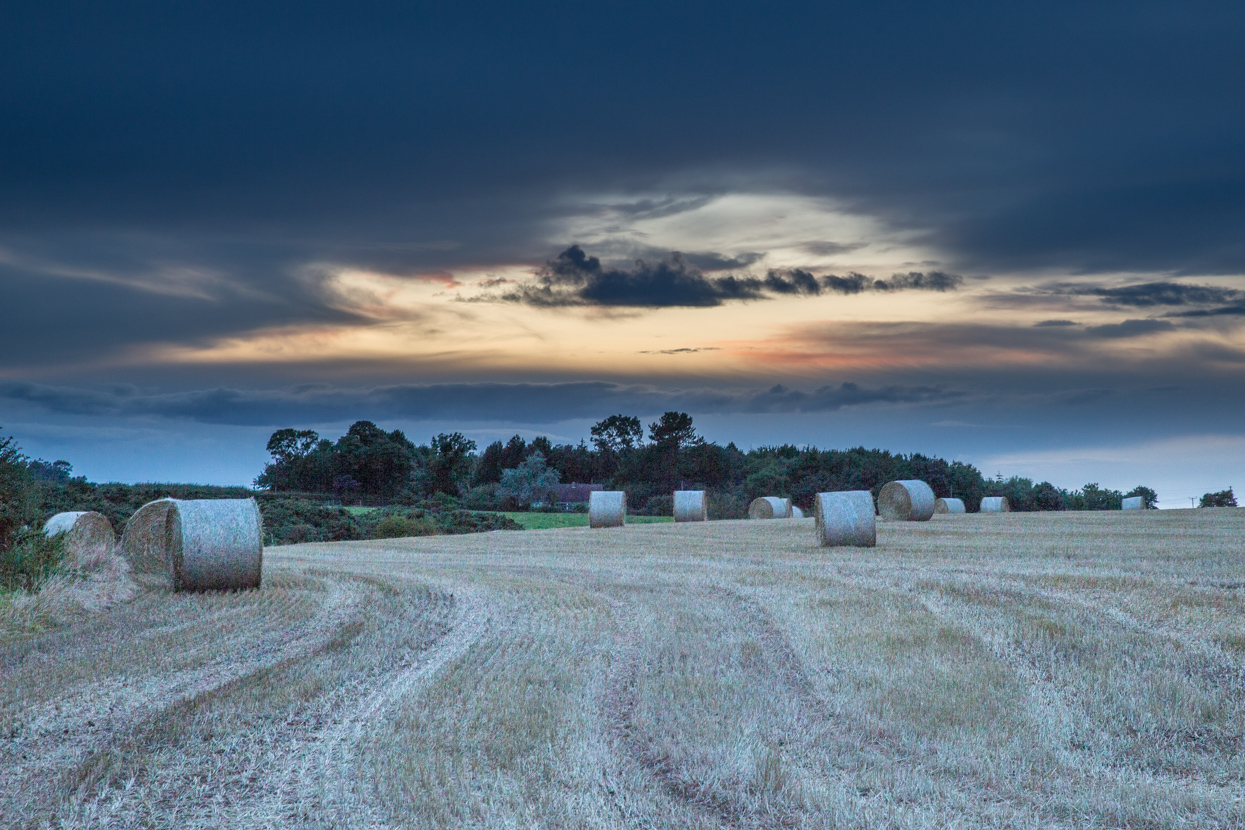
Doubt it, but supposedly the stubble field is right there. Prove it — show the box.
[2,509,1243,829]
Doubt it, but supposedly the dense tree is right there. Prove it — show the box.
[1200,488,1237,508]
[648,411,701,450]
[497,452,561,507]
[1066,482,1123,511]
[591,415,643,453]
[249,414,1156,516]
[1125,485,1159,509]
[428,432,477,496]
[473,440,507,485]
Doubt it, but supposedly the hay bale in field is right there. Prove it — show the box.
[877,480,935,521]
[43,511,115,566]
[791,505,805,519]
[121,498,262,591]
[1122,496,1143,510]
[748,496,792,519]
[815,491,876,547]
[934,497,965,514]
[121,498,177,586]
[589,491,626,528]
[168,499,263,591]
[980,496,1010,513]
[673,490,707,522]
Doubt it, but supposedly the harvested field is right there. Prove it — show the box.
[2,508,1244,828]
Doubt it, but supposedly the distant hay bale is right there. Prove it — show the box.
[934,497,965,514]
[43,511,115,567]
[748,497,792,519]
[1122,496,1143,510]
[121,498,262,591]
[815,491,876,547]
[791,505,805,519]
[980,496,1010,513]
[877,480,936,522]
[589,491,626,528]
[673,490,707,522]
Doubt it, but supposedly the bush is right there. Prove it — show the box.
[707,489,750,520]
[463,484,502,511]
[257,498,363,544]
[633,493,673,516]
[1,434,37,553]
[1,529,65,592]
[373,514,438,538]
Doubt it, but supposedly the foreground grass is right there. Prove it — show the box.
[3,509,1243,828]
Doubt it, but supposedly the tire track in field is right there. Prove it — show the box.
[269,582,494,829]
[5,576,366,828]
[601,581,837,829]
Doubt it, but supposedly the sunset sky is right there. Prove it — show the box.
[2,2,1244,505]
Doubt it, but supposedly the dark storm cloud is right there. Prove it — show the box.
[0,379,967,427]
[3,1,1243,284]
[503,246,767,307]
[501,247,964,308]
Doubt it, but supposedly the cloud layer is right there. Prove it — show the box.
[0,379,967,427]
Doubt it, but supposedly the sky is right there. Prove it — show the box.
[2,1,1244,506]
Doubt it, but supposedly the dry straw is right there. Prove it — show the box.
[748,496,792,519]
[589,491,626,528]
[814,491,876,547]
[791,505,805,519]
[980,496,1010,513]
[121,498,177,588]
[877,480,936,522]
[121,498,262,591]
[1122,496,1143,510]
[43,511,115,567]
[673,490,707,522]
[934,497,966,514]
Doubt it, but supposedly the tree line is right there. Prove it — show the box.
[253,413,1172,514]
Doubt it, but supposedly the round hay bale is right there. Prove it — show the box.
[980,496,1010,513]
[589,491,626,528]
[877,480,936,522]
[121,498,177,586]
[791,505,805,519]
[934,497,965,514]
[43,511,115,565]
[748,497,792,519]
[673,490,707,522]
[167,499,263,591]
[815,491,876,547]
[1121,496,1143,510]
[121,497,262,591]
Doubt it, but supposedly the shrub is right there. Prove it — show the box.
[463,484,502,511]
[1,433,37,553]
[1,529,65,592]
[373,514,438,538]
[257,498,362,544]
